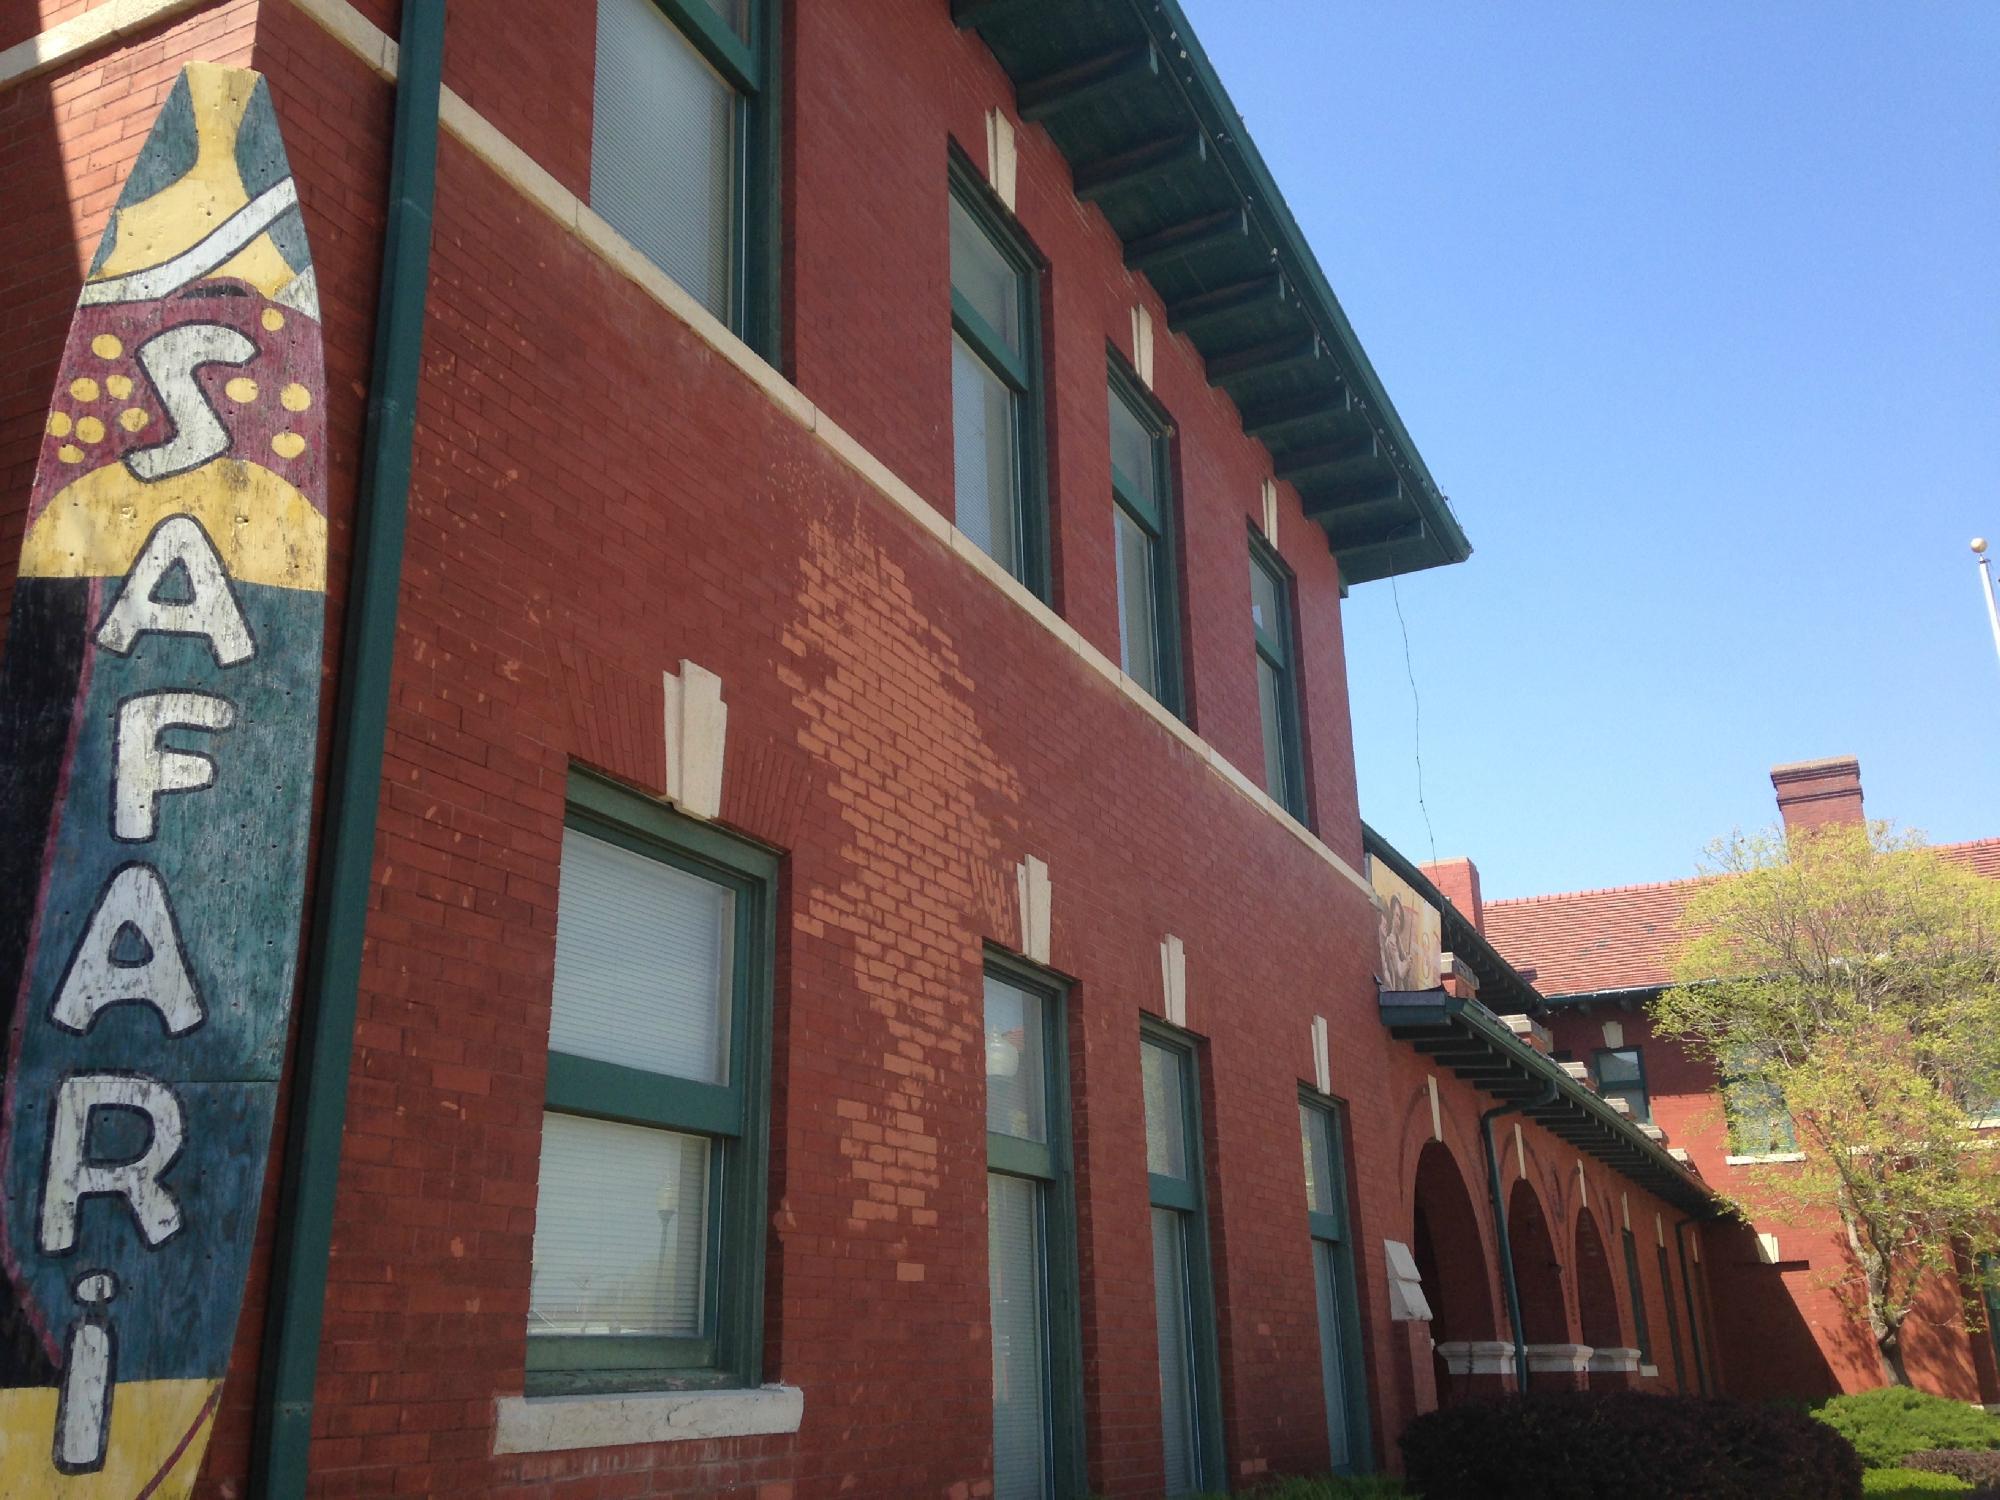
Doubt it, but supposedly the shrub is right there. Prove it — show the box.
[1185,1481,1411,1500]
[1906,1451,2000,1486]
[1860,1468,1974,1496]
[1815,1388,2000,1469]
[1399,1389,1862,1499]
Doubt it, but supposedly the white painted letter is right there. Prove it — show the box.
[50,865,205,1037]
[115,692,234,841]
[39,1075,186,1253]
[96,515,254,667]
[126,322,256,481]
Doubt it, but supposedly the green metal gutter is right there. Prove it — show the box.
[249,3,446,1491]
[1481,1082,1557,1390]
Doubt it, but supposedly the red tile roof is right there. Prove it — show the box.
[1483,838,2000,998]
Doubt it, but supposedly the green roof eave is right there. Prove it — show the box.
[1380,989,1717,1216]
[956,0,1472,586]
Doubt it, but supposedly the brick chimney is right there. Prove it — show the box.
[1419,857,1484,934]
[1771,756,1864,834]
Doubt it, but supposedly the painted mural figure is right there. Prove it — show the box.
[0,64,326,1495]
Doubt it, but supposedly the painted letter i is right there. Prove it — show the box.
[53,1271,117,1474]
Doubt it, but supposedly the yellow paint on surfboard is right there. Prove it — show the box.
[22,459,326,591]
[89,65,294,299]
[0,1379,217,1498]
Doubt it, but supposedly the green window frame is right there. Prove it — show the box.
[1298,1093,1373,1475]
[1142,1024,1226,1496]
[950,156,1049,597]
[1593,1047,1651,1124]
[984,953,1086,1500]
[1655,1241,1688,1390]
[1621,1228,1654,1368]
[1108,363,1184,717]
[526,769,777,1395]
[1249,531,1308,823]
[589,0,780,355]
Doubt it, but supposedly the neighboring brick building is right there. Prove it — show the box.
[2,2,1727,1496]
[1476,758,2000,1409]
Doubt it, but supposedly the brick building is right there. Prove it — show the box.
[2,1,1727,1495]
[1471,757,2000,1409]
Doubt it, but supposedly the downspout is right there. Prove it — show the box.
[1481,1082,1559,1392]
[1672,1216,1711,1394]
[249,3,446,1493]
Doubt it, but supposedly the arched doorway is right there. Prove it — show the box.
[1507,1179,1567,1347]
[1412,1141,1495,1406]
[1574,1207,1623,1386]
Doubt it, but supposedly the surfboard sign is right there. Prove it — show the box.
[0,63,326,1495]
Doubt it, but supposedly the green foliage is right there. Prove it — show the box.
[1814,1387,2000,1468]
[1860,1468,1974,1496]
[1654,822,2000,1379]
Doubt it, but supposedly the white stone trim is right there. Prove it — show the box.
[1526,1343,1593,1374]
[1311,1014,1330,1095]
[1724,1151,1805,1166]
[1427,1074,1442,1143]
[1260,477,1279,546]
[1383,1239,1431,1322]
[493,1385,803,1454]
[1638,1363,1659,1379]
[1588,1346,1640,1374]
[1601,1019,1624,1050]
[0,0,209,90]
[216,0,1384,908]
[984,107,1017,210]
[662,661,726,820]
[1017,856,1051,966]
[1130,304,1155,387]
[1160,933,1187,1029]
[1435,1339,1514,1376]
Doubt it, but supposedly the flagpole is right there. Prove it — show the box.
[1975,539,2000,670]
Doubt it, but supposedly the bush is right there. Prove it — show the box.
[1860,1468,1974,1496]
[1398,1390,1862,1499]
[1906,1450,2000,1486]
[1815,1388,2000,1469]
[1185,1481,1411,1500]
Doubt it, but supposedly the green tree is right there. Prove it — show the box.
[1655,821,2000,1385]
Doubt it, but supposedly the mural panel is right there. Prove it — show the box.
[1368,855,1442,992]
[0,64,325,1495]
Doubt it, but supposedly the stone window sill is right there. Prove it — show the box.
[493,1384,803,1454]
[1723,1151,1806,1165]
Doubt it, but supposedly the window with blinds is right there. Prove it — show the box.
[590,0,770,344]
[1299,1098,1370,1473]
[950,166,1046,597]
[1249,536,1307,821]
[527,774,775,1394]
[1142,1030,1223,1496]
[1110,371,1182,716]
[985,962,1083,1499]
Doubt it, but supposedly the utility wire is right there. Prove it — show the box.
[1390,577,1438,867]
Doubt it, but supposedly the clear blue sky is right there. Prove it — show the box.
[1183,0,2000,899]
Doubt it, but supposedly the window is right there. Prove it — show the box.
[528,772,775,1393]
[1721,1047,1797,1155]
[1593,1047,1650,1123]
[1621,1228,1654,1368]
[1249,535,1306,821]
[951,166,1045,593]
[1109,369,1183,715]
[1142,1029,1225,1495]
[1300,1097,1371,1474]
[591,0,774,347]
[1655,1242,1687,1390]
[985,959,1085,1499]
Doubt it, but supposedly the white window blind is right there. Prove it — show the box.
[592,0,737,321]
[1152,1207,1198,1495]
[528,1114,710,1339]
[550,827,733,1084]
[985,974,1047,1143]
[989,1173,1050,1500]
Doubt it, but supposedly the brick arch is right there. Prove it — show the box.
[1573,1204,1622,1349]
[1507,1177,1569,1345]
[1413,1138,1496,1406]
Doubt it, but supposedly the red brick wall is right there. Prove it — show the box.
[1,3,1724,1496]
[1543,1005,1995,1404]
